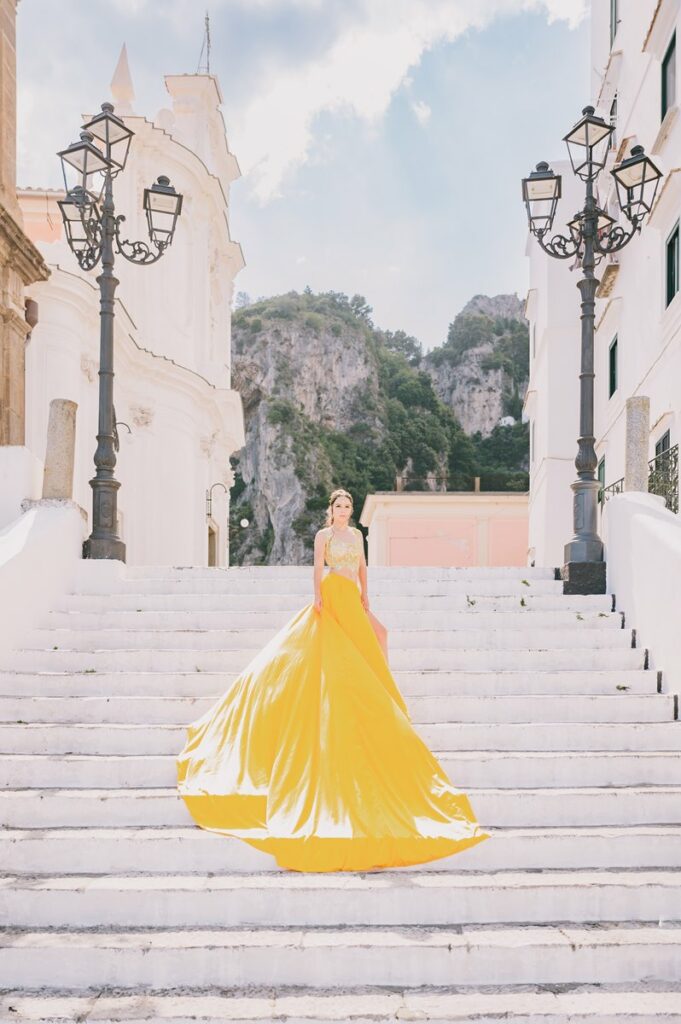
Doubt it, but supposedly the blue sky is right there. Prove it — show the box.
[17,0,589,350]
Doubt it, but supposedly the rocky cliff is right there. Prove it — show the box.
[421,293,528,437]
[229,290,528,565]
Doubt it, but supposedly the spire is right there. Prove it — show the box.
[111,43,135,114]
[196,12,211,74]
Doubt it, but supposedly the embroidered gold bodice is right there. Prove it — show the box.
[324,528,361,576]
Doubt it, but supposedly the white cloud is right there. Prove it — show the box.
[228,0,588,203]
[411,99,432,125]
[16,0,587,199]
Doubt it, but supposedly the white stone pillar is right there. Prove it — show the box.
[42,399,77,500]
[624,396,650,493]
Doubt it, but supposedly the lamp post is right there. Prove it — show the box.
[57,103,183,561]
[522,106,662,594]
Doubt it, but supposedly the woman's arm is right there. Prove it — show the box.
[313,529,327,612]
[356,528,370,611]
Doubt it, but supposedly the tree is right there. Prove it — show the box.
[382,329,422,365]
[349,294,374,326]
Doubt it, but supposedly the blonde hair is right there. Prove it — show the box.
[324,488,354,528]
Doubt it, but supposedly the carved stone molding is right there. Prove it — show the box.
[130,405,154,428]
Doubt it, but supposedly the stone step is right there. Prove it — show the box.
[42,608,624,630]
[2,988,680,1024]
[0,646,646,673]
[0,693,670,726]
[124,565,559,580]
[26,626,634,652]
[60,591,616,613]
[4,721,680,755]
[4,825,681,875]
[3,870,681,929]
[0,668,658,698]
[4,750,680,790]
[2,786,681,828]
[1,925,679,989]
[92,578,567,597]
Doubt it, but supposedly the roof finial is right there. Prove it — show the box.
[111,43,135,114]
[196,11,211,74]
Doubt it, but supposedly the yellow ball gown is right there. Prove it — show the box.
[176,528,490,872]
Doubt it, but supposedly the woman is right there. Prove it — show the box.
[177,487,489,872]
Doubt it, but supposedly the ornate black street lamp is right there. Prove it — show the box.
[57,103,183,561]
[522,106,662,594]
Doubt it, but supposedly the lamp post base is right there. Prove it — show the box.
[560,560,606,595]
[83,536,126,561]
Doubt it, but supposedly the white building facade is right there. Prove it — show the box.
[4,59,245,566]
[525,0,681,566]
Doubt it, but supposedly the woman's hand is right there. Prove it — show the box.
[314,593,323,614]
[361,592,370,613]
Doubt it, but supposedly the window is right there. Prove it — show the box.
[597,457,606,503]
[609,93,618,151]
[609,336,618,398]
[610,0,618,46]
[666,222,679,306]
[656,430,671,457]
[662,33,676,121]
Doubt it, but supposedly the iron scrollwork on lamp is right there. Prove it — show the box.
[57,103,184,561]
[521,106,662,593]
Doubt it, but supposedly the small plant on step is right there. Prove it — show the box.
[576,613,584,621]
[520,597,526,608]
[466,595,476,607]
[616,684,630,691]
[521,579,530,586]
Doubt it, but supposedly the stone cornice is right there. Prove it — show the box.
[0,204,49,285]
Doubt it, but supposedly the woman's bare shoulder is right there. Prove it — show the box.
[314,526,332,542]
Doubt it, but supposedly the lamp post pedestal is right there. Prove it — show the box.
[561,472,607,593]
[83,483,125,560]
[561,559,607,595]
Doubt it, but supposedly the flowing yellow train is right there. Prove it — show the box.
[177,569,490,872]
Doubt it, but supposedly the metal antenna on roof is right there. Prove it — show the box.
[196,11,211,74]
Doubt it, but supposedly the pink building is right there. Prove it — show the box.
[360,492,530,568]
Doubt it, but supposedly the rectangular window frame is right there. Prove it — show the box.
[656,429,671,457]
[609,93,618,151]
[662,32,677,121]
[666,221,679,308]
[608,335,618,398]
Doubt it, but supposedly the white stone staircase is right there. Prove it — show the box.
[1,564,680,1023]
